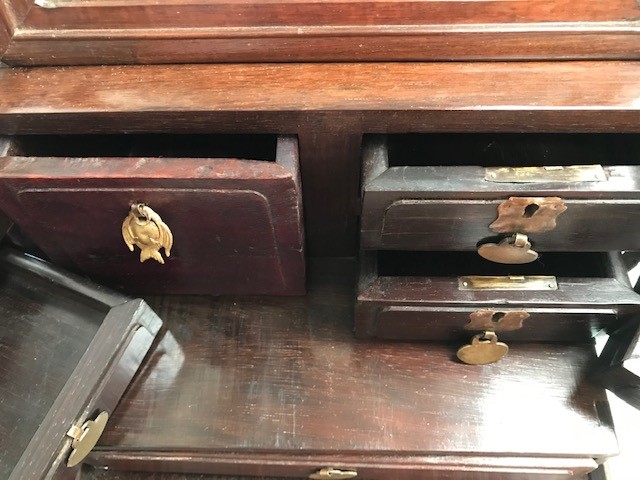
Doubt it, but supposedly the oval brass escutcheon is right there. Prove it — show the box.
[66,411,109,467]
[309,468,358,479]
[477,233,538,264]
[457,332,509,365]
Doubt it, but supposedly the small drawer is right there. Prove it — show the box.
[361,134,640,255]
[0,134,305,295]
[356,251,640,344]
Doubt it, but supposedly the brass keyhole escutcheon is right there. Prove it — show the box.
[66,411,109,467]
[309,468,358,479]
[477,233,539,264]
[122,203,173,264]
[466,310,529,332]
[457,331,509,365]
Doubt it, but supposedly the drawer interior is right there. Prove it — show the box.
[377,251,611,278]
[386,133,640,167]
[5,134,278,161]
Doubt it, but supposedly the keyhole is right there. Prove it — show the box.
[523,203,539,218]
[491,312,505,325]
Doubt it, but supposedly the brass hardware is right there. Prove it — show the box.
[477,233,538,264]
[122,203,173,264]
[465,310,529,332]
[489,196,567,234]
[457,331,509,365]
[485,165,607,183]
[309,468,358,479]
[458,275,558,291]
[66,411,109,467]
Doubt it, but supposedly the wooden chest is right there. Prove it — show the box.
[0,134,305,295]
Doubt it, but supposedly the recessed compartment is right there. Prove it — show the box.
[356,251,640,342]
[361,134,640,253]
[0,134,305,295]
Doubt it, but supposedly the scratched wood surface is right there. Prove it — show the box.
[79,259,618,479]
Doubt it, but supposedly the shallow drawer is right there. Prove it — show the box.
[0,134,305,295]
[356,251,640,346]
[361,134,640,254]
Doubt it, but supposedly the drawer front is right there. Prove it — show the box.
[0,136,305,295]
[356,252,640,343]
[362,135,640,252]
[366,197,640,251]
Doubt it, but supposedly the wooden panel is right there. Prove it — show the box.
[2,0,640,64]
[81,259,618,478]
[0,62,640,134]
[83,456,598,480]
[0,135,305,295]
[0,249,162,480]
[298,132,361,256]
[366,198,640,252]
[355,251,640,340]
[367,306,617,342]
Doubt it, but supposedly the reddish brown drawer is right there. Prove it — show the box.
[0,134,305,295]
[361,134,640,254]
[356,251,640,343]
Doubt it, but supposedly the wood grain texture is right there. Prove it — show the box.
[0,135,305,295]
[2,0,640,64]
[0,249,162,480]
[1,62,640,134]
[80,259,618,479]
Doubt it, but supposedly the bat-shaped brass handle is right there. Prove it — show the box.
[122,203,173,264]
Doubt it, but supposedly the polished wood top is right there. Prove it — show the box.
[91,260,617,468]
[0,62,639,134]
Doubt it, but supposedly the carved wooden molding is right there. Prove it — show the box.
[1,0,640,65]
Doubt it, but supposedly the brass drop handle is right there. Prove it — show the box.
[456,331,509,365]
[477,233,538,264]
[122,203,173,264]
[66,411,109,467]
[309,468,358,479]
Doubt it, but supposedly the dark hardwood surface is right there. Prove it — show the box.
[81,259,618,479]
[1,0,640,64]
[1,61,640,256]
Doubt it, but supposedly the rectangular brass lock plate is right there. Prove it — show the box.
[458,275,558,291]
[485,164,607,183]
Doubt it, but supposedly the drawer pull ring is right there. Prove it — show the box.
[122,203,173,264]
[310,468,358,479]
[457,331,509,365]
[477,233,538,264]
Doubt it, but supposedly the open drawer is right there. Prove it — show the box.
[361,134,640,258]
[0,134,305,295]
[356,250,640,355]
[0,248,162,480]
